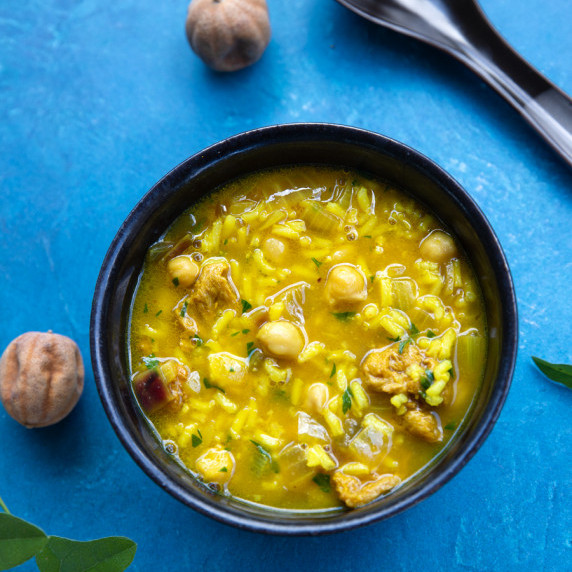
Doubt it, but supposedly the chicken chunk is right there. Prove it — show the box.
[362,343,437,396]
[177,259,239,334]
[401,408,442,443]
[332,471,401,508]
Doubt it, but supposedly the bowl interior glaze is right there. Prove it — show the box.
[91,123,517,535]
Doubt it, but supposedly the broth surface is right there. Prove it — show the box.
[128,167,486,510]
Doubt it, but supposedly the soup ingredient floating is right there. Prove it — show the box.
[129,167,487,510]
[0,331,84,428]
[185,0,271,72]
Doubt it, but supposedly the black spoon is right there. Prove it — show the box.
[336,0,572,168]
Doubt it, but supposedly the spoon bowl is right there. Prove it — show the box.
[336,0,572,168]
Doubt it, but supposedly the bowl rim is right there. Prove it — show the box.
[90,122,518,535]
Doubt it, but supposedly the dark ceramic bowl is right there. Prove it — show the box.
[90,123,518,535]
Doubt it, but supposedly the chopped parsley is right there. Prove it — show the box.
[231,331,240,337]
[311,257,323,268]
[420,370,434,390]
[388,335,401,343]
[330,363,337,378]
[370,275,375,283]
[219,467,228,473]
[142,355,159,369]
[155,310,163,317]
[203,377,225,393]
[342,388,352,414]
[444,422,457,431]
[191,432,202,448]
[312,473,331,493]
[532,357,572,390]
[427,330,437,338]
[250,440,279,473]
[180,300,188,317]
[331,311,356,322]
[191,334,203,346]
[246,341,256,356]
[242,329,250,335]
[241,299,252,313]
[143,303,148,314]
[172,277,180,287]
[409,323,420,336]
[398,339,411,354]
[363,235,372,239]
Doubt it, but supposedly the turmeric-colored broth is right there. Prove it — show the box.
[128,167,486,510]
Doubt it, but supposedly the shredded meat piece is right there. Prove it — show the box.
[401,408,442,443]
[332,472,401,508]
[362,343,437,395]
[177,260,239,334]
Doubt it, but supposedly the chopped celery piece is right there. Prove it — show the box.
[301,201,342,234]
[456,331,486,372]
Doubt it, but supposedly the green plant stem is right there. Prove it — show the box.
[0,495,10,513]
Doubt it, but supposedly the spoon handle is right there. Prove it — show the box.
[460,2,572,167]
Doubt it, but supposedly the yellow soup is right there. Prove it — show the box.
[128,166,487,511]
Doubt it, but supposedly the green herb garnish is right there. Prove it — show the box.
[311,257,322,268]
[143,303,148,314]
[330,363,337,378]
[388,336,401,343]
[246,341,255,356]
[331,311,356,322]
[142,355,159,369]
[370,275,375,283]
[342,388,352,414]
[191,433,202,448]
[409,323,419,336]
[191,334,203,346]
[398,339,411,354]
[427,330,437,338]
[242,329,250,334]
[532,357,572,390]
[219,467,228,473]
[363,235,372,238]
[230,331,240,337]
[250,440,279,473]
[0,496,136,571]
[203,377,226,393]
[172,277,179,287]
[155,310,163,317]
[241,299,252,313]
[444,422,457,431]
[312,473,331,493]
[180,301,188,317]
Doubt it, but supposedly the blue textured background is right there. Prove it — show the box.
[1,0,571,570]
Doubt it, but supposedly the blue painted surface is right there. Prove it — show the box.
[1,0,571,570]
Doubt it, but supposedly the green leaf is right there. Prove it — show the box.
[241,299,252,313]
[331,311,356,322]
[203,378,225,393]
[0,513,48,571]
[172,277,179,287]
[35,535,136,572]
[532,357,572,390]
[191,434,202,448]
[330,363,336,378]
[342,388,352,415]
[426,330,436,339]
[312,473,331,493]
[311,257,322,268]
[398,339,411,354]
[142,355,159,370]
[444,422,457,431]
[409,323,419,336]
[250,440,279,474]
[180,301,188,317]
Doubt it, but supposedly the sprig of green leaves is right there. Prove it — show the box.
[0,496,136,571]
[532,357,572,390]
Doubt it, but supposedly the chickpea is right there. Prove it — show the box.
[262,238,286,265]
[195,447,235,484]
[167,255,200,288]
[305,383,329,413]
[256,320,305,360]
[420,231,458,263]
[325,264,367,306]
